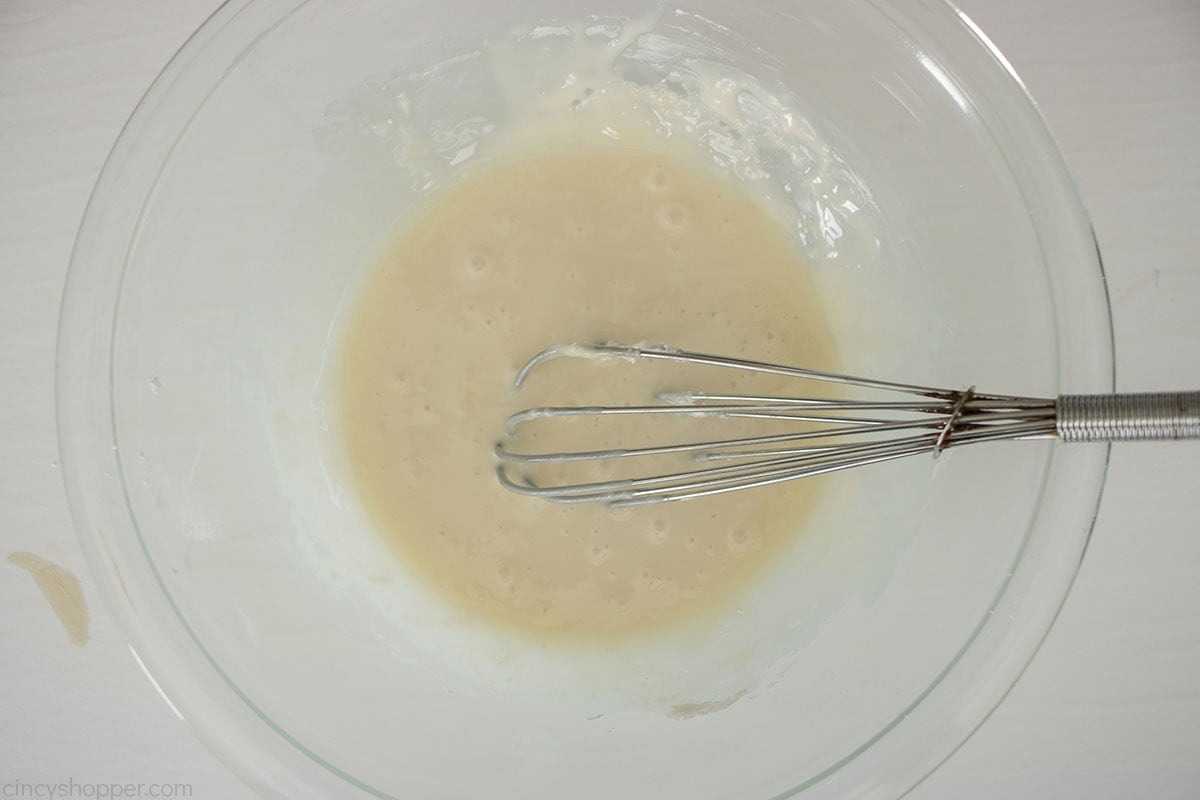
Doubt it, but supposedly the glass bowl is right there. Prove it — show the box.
[57,1,1112,798]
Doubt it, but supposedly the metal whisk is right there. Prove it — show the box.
[494,343,1200,508]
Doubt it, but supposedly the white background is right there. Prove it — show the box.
[1,1,1197,797]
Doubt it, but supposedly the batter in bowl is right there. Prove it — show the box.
[340,144,839,638]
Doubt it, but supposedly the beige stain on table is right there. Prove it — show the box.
[8,551,89,646]
[669,689,749,721]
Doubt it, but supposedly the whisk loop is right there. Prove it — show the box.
[495,343,1200,508]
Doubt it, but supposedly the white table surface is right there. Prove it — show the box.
[2,1,1197,798]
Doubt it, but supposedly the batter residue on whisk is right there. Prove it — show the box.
[340,145,839,638]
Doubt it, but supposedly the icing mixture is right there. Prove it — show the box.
[340,145,839,636]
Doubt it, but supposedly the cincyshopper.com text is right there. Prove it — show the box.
[2,780,192,799]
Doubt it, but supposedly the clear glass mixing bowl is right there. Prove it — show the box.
[58,1,1112,798]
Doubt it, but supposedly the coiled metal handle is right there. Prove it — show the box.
[1056,392,1200,442]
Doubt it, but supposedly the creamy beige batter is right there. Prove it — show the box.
[340,145,839,638]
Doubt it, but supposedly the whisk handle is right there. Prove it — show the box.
[1056,392,1200,442]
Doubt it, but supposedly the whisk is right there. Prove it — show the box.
[494,343,1200,508]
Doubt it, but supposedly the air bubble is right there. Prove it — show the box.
[467,254,490,276]
[658,203,688,230]
[645,167,672,192]
[727,528,750,555]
